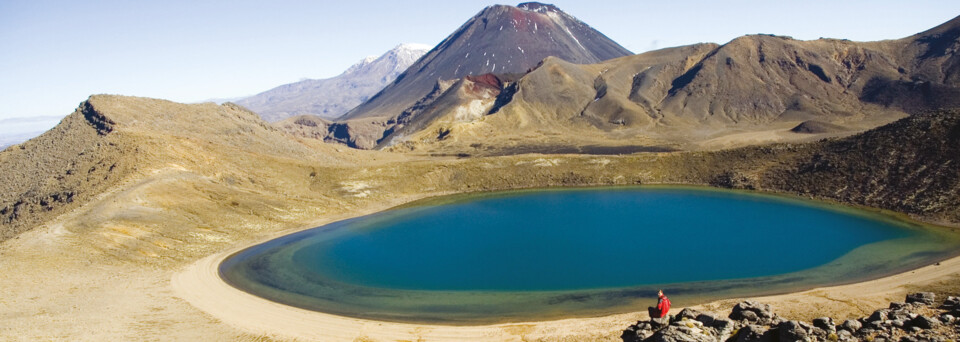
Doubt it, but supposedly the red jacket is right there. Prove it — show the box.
[657,295,671,317]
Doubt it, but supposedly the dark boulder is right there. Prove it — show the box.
[813,316,836,332]
[645,324,713,342]
[694,313,717,327]
[710,319,737,340]
[730,301,775,320]
[940,296,959,310]
[651,316,672,330]
[621,323,653,342]
[909,315,940,330]
[867,309,890,323]
[672,308,703,323]
[778,320,808,341]
[905,292,935,306]
[735,324,776,342]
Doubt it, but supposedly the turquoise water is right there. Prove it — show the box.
[220,187,960,324]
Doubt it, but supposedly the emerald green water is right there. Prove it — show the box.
[220,187,960,324]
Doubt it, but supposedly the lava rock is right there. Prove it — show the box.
[890,302,908,310]
[868,309,890,323]
[941,296,959,310]
[858,327,877,336]
[694,313,717,327]
[730,301,775,321]
[740,310,760,323]
[621,325,649,342]
[711,319,736,340]
[840,319,862,333]
[940,314,955,324]
[813,316,835,332]
[836,329,854,341]
[808,326,829,340]
[651,316,672,330]
[735,324,775,342]
[778,320,808,341]
[646,324,714,342]
[673,308,702,322]
[910,315,940,330]
[905,292,936,306]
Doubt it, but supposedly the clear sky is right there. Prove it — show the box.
[1,0,959,122]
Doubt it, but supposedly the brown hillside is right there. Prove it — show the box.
[0,95,368,243]
[317,15,960,155]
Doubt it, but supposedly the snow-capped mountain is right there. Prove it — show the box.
[235,43,430,122]
[340,2,633,121]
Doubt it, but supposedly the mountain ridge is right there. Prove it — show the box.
[235,44,429,122]
[339,2,633,122]
[346,14,960,154]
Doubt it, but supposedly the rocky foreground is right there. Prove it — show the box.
[623,293,960,342]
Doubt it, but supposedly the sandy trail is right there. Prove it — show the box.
[173,236,960,342]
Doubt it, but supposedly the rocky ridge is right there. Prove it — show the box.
[622,293,960,342]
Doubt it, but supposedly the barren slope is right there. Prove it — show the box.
[372,15,960,155]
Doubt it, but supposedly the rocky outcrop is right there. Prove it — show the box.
[622,293,960,342]
[759,109,960,225]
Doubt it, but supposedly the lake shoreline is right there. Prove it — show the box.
[172,187,960,341]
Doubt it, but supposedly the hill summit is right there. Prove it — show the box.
[340,2,633,122]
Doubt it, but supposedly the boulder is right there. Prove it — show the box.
[888,309,912,322]
[778,320,808,341]
[836,329,854,341]
[905,292,935,306]
[889,302,908,310]
[646,324,714,342]
[620,325,650,342]
[735,324,776,342]
[909,315,940,330]
[839,319,862,333]
[673,308,703,322]
[710,319,736,341]
[867,309,890,323]
[812,317,836,332]
[738,310,759,323]
[940,296,959,310]
[857,327,876,336]
[694,313,717,327]
[651,316,672,330]
[730,301,775,320]
[808,327,829,340]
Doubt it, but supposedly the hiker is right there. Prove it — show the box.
[648,289,671,319]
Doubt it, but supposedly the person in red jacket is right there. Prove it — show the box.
[648,289,671,319]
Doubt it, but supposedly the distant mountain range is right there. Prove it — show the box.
[0,115,65,150]
[279,2,634,148]
[277,3,960,153]
[234,44,430,122]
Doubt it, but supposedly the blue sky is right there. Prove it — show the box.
[1,0,959,124]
